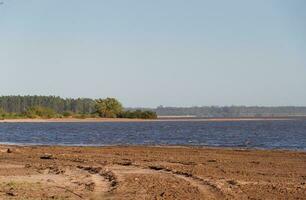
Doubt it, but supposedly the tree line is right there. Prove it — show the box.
[154,106,306,117]
[2,95,304,119]
[0,96,157,119]
[0,96,95,114]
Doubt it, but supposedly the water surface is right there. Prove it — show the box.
[0,120,306,150]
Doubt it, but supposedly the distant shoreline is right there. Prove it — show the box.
[0,116,301,123]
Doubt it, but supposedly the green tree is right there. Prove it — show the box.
[95,98,123,118]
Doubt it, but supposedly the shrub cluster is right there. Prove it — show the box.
[0,97,158,120]
[24,106,57,119]
[119,110,157,119]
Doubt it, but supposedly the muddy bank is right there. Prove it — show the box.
[0,145,305,199]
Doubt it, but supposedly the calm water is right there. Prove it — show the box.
[0,120,306,150]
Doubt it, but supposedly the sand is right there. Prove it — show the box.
[0,145,305,199]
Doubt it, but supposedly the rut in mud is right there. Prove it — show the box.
[107,164,224,200]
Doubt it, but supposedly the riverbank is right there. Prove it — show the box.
[0,145,305,199]
[0,118,146,123]
[0,117,297,123]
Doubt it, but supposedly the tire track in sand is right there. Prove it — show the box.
[107,164,225,200]
[78,166,117,200]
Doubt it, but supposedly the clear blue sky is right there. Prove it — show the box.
[0,0,305,107]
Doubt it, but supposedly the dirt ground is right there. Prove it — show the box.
[0,145,305,200]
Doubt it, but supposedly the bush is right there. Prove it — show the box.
[90,113,100,118]
[25,106,56,119]
[119,110,157,119]
[0,109,23,119]
[63,111,73,117]
[0,109,4,119]
[75,114,87,119]
[141,110,158,119]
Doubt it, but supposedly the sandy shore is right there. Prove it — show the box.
[0,145,305,199]
[0,117,296,123]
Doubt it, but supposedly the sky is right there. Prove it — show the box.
[0,0,305,107]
